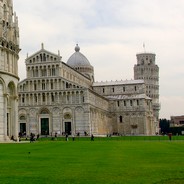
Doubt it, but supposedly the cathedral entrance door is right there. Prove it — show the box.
[20,123,26,134]
[41,118,49,135]
[65,122,71,135]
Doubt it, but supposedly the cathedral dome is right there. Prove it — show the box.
[67,44,91,67]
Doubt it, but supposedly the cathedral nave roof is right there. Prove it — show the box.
[93,79,144,87]
[105,94,151,100]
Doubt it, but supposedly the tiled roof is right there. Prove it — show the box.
[93,80,144,87]
[106,94,151,100]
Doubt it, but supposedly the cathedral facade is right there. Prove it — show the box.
[18,44,159,137]
[0,0,20,141]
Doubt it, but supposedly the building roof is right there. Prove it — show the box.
[67,44,91,67]
[106,94,151,100]
[93,80,144,87]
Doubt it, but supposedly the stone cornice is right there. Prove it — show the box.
[0,37,20,54]
[0,70,19,80]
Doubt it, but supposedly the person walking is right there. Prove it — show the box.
[91,134,94,141]
[168,133,172,141]
[66,134,69,141]
[72,134,75,141]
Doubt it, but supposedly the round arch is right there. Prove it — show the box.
[62,108,73,135]
[7,81,17,96]
[0,77,6,93]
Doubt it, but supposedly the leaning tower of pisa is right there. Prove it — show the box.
[134,52,160,134]
[0,0,20,141]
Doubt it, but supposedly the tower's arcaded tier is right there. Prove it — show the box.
[0,0,20,142]
[134,52,160,133]
[134,53,159,104]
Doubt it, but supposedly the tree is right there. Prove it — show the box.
[159,119,170,134]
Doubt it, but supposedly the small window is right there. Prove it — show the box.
[137,100,139,106]
[130,100,133,106]
[120,116,123,123]
[52,68,56,76]
[41,69,47,77]
[123,87,125,92]
[112,88,115,93]
[179,121,184,125]
[117,101,120,107]
[51,82,54,90]
[103,88,105,93]
[66,83,69,88]
[42,83,46,90]
[35,70,38,77]
[42,94,45,102]
[35,96,37,103]
[124,101,126,106]
[43,54,46,61]
[67,95,69,102]
[52,94,55,102]
[40,54,43,61]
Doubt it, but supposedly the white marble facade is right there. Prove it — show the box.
[0,0,20,141]
[18,44,158,136]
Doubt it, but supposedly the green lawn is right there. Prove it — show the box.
[0,140,183,184]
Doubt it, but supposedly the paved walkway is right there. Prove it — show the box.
[0,141,29,144]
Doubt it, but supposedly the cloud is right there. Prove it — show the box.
[160,96,184,118]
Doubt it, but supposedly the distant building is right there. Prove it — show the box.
[0,0,20,141]
[18,44,159,136]
[170,116,184,127]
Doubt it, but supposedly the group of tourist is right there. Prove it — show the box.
[28,132,95,142]
[15,131,96,143]
[30,133,40,143]
[65,133,94,141]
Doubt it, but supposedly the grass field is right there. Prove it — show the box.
[0,138,183,184]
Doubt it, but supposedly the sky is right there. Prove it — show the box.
[13,0,184,119]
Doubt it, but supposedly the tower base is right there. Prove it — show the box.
[0,135,11,142]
